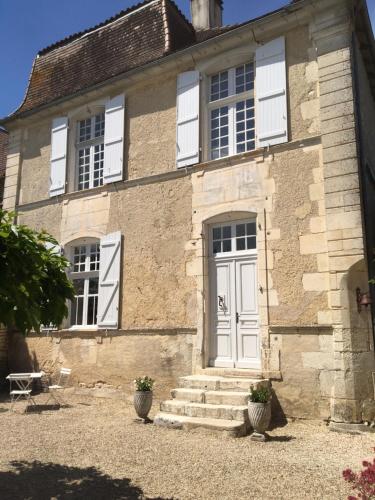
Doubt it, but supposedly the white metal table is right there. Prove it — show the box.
[6,372,45,410]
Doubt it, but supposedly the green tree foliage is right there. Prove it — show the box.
[0,209,75,334]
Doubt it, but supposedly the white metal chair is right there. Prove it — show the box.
[46,368,71,406]
[7,374,36,411]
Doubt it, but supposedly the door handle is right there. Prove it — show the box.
[236,312,239,324]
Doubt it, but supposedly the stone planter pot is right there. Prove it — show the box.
[248,401,271,440]
[134,390,153,420]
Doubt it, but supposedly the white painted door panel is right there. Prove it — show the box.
[209,259,236,367]
[235,258,260,369]
[210,256,260,369]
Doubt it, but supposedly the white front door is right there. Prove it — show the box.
[209,220,260,369]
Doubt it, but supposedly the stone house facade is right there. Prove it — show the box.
[1,0,375,428]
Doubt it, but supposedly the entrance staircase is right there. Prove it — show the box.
[154,375,270,438]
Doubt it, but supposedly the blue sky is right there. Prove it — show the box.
[0,0,374,118]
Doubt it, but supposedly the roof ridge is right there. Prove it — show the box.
[38,0,159,56]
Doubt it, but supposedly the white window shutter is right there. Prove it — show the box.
[98,231,121,329]
[176,71,200,168]
[255,37,288,148]
[45,241,61,254]
[104,94,125,184]
[50,117,68,197]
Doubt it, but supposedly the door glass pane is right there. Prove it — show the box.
[213,227,221,240]
[236,224,245,237]
[213,241,221,254]
[237,238,246,251]
[247,237,256,250]
[223,240,232,252]
[222,226,231,239]
[247,222,256,235]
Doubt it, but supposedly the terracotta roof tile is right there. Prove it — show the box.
[7,0,243,119]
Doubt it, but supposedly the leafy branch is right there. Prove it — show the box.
[0,209,75,334]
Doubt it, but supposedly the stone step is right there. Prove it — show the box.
[160,399,249,422]
[205,390,250,406]
[171,388,205,403]
[154,412,247,438]
[178,375,270,392]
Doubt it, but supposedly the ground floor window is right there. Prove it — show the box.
[70,243,100,326]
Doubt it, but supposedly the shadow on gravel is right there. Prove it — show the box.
[268,435,296,442]
[0,461,173,500]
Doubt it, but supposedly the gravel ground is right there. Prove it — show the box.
[0,392,373,500]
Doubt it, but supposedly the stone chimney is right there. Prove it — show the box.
[190,0,223,30]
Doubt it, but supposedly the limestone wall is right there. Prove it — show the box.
[8,330,194,401]
[271,327,333,419]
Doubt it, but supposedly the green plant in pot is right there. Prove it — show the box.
[247,385,272,441]
[133,376,154,422]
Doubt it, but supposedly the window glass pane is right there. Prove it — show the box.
[87,296,98,325]
[237,238,246,251]
[89,277,99,294]
[210,70,229,101]
[78,147,90,191]
[236,100,256,154]
[90,244,100,271]
[79,118,91,142]
[73,246,87,272]
[73,278,85,295]
[93,143,104,188]
[72,279,85,326]
[247,237,257,250]
[94,113,105,138]
[236,62,254,94]
[222,240,232,252]
[211,106,229,160]
[222,226,231,239]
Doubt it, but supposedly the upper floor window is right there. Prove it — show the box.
[209,62,255,161]
[70,242,100,327]
[76,112,105,191]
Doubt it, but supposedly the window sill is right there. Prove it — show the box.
[68,326,99,331]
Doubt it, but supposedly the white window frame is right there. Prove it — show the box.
[207,63,255,161]
[76,113,105,191]
[68,240,100,329]
[210,219,257,259]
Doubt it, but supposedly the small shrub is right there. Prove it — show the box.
[343,448,375,500]
[134,376,154,392]
[249,386,271,403]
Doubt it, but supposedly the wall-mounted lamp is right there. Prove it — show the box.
[356,288,372,313]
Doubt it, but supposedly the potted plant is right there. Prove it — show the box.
[133,376,154,422]
[247,385,272,441]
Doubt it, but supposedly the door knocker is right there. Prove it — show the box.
[218,295,226,311]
